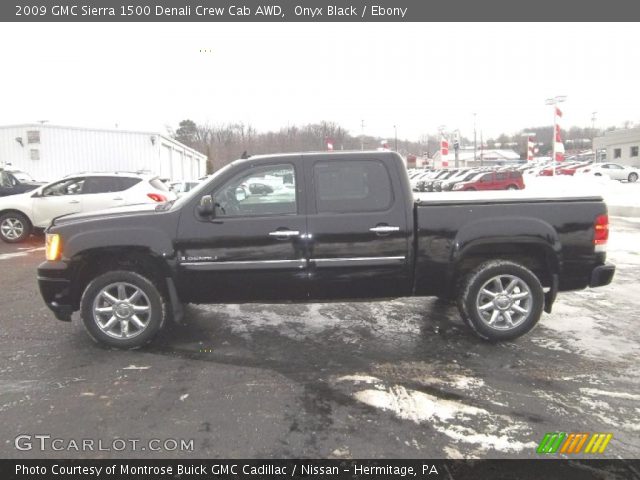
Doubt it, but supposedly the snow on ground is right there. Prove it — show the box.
[333,375,537,453]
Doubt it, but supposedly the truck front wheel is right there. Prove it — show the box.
[457,260,544,341]
[80,270,167,348]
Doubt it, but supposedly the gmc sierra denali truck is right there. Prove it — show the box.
[37,151,615,348]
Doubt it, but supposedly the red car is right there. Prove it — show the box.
[538,162,582,176]
[452,170,525,191]
[558,162,593,175]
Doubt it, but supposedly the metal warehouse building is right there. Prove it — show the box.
[0,123,207,181]
[593,127,640,167]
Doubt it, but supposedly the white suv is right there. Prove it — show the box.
[0,172,176,243]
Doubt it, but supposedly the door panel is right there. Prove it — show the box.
[175,161,309,303]
[32,177,85,227]
[305,158,411,300]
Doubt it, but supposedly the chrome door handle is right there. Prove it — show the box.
[369,226,400,233]
[268,230,300,238]
[69,200,80,204]
[113,197,123,201]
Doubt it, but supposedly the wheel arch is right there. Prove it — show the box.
[0,208,33,226]
[69,246,173,311]
[448,217,561,296]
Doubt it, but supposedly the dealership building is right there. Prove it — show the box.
[593,127,640,167]
[0,123,207,182]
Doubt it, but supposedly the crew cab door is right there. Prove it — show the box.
[175,160,309,303]
[304,155,412,299]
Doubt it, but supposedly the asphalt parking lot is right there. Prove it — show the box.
[1,217,639,459]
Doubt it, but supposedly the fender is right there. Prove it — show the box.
[62,226,174,259]
[451,216,562,272]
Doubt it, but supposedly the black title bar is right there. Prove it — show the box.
[3,0,640,21]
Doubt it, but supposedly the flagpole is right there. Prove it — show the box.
[552,108,556,176]
[546,95,567,176]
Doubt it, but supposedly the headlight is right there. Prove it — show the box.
[453,184,464,190]
[46,233,62,261]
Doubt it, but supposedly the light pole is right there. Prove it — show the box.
[393,125,398,152]
[545,95,567,175]
[591,111,598,158]
[473,113,477,164]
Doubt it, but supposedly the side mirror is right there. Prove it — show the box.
[197,194,215,217]
[235,186,247,202]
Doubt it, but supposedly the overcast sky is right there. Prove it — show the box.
[1,22,638,141]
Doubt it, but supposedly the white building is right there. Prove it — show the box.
[593,127,640,167]
[0,124,207,181]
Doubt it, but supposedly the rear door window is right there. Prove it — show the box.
[313,160,393,213]
[82,176,134,194]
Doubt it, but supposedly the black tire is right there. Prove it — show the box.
[457,260,544,341]
[80,270,167,349]
[0,211,32,243]
[628,172,638,183]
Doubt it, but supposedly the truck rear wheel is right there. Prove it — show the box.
[80,270,167,348]
[457,260,544,341]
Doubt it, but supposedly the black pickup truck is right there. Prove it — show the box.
[37,151,615,348]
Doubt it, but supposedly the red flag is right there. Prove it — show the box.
[555,107,563,117]
[555,125,562,143]
[527,137,535,161]
[440,138,449,156]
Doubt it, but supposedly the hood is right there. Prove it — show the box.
[0,189,35,204]
[51,203,163,227]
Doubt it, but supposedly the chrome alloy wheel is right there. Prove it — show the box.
[1,217,24,240]
[92,282,152,339]
[475,274,532,331]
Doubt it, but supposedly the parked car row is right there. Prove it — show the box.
[0,171,176,243]
[409,166,525,193]
[522,160,638,182]
[409,159,639,194]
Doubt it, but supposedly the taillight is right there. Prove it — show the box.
[594,214,609,251]
[147,193,167,202]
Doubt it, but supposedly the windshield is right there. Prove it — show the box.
[169,162,236,209]
[12,171,35,182]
